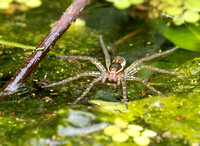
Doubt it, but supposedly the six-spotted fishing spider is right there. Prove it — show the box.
[42,35,183,109]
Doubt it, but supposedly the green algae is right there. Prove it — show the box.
[0,0,200,145]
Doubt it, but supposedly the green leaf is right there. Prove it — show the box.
[154,21,200,52]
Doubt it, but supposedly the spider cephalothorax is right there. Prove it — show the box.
[42,35,183,109]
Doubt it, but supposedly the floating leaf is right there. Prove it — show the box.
[154,20,200,52]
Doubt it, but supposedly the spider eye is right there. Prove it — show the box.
[112,56,126,64]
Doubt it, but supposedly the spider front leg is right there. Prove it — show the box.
[99,35,111,70]
[121,76,128,109]
[73,75,103,104]
[126,76,167,97]
[125,46,178,73]
[41,71,101,88]
[128,65,184,75]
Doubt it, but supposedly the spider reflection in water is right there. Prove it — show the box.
[42,35,184,109]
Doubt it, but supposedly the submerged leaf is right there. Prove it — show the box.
[58,123,108,136]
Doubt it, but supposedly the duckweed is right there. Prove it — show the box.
[0,0,42,10]
[182,11,200,23]
[125,129,140,137]
[113,0,131,9]
[128,124,143,131]
[149,0,200,25]
[114,118,127,129]
[106,0,145,9]
[103,118,157,144]
[103,125,121,136]
[165,6,183,16]
[24,0,42,8]
[0,0,11,9]
[134,136,150,146]
[112,132,129,143]
[141,130,157,137]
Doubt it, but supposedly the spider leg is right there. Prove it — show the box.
[121,77,128,109]
[99,35,111,70]
[102,72,109,84]
[117,77,121,85]
[126,76,167,97]
[129,65,184,75]
[73,75,103,104]
[41,71,101,88]
[125,46,178,73]
[56,56,106,72]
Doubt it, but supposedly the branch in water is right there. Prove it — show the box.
[0,0,90,99]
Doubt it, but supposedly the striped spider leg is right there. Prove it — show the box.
[41,55,107,103]
[42,35,110,104]
[122,46,184,105]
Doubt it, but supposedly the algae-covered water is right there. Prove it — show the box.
[1,0,200,145]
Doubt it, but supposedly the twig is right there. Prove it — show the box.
[0,0,90,99]
[114,28,143,46]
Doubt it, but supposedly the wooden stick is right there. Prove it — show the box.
[0,0,90,99]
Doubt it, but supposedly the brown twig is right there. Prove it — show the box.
[113,28,143,46]
[0,0,90,99]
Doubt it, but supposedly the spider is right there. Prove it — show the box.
[42,35,183,109]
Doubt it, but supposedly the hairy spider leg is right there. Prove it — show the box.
[99,35,111,70]
[73,76,103,104]
[56,56,106,72]
[41,71,101,88]
[128,65,184,75]
[125,46,178,73]
[126,76,167,97]
[121,77,128,109]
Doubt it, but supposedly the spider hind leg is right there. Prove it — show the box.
[121,77,129,109]
[127,76,167,97]
[129,65,184,75]
[73,76,103,104]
